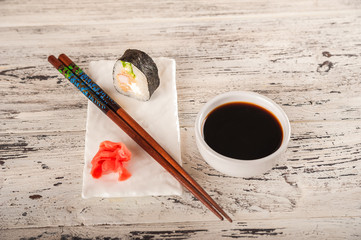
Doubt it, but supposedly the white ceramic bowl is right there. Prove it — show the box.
[195,91,291,178]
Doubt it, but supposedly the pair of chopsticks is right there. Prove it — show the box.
[48,54,232,222]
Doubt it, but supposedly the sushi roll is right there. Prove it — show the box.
[113,49,160,101]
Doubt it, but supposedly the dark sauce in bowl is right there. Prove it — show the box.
[203,102,283,160]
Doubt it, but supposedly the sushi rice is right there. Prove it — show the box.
[113,61,150,101]
[112,49,160,101]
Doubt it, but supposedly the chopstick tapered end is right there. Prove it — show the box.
[226,216,233,223]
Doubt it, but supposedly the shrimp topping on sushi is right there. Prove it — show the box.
[115,61,142,95]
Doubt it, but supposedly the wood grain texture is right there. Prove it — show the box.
[1,0,360,27]
[1,217,361,239]
[1,122,360,228]
[1,0,361,239]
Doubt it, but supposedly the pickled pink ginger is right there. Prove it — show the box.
[91,141,132,181]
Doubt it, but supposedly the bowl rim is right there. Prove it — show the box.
[195,91,291,164]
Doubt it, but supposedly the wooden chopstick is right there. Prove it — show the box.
[48,55,231,222]
[57,53,233,223]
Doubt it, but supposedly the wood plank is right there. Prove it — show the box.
[1,121,360,229]
[1,0,360,27]
[1,12,361,133]
[1,217,360,239]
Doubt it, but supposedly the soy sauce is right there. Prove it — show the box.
[203,102,283,160]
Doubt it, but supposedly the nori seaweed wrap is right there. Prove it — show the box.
[113,49,160,101]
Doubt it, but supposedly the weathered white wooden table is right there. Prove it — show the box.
[1,0,361,239]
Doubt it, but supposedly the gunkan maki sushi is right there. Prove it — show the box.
[113,49,160,101]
